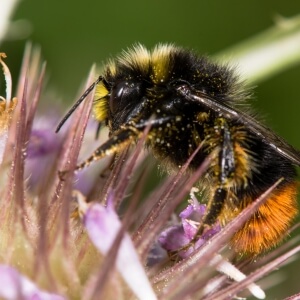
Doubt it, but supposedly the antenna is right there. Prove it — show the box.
[55,76,103,133]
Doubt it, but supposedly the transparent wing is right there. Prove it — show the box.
[177,86,300,166]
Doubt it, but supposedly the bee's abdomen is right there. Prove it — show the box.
[226,140,298,255]
[231,180,298,255]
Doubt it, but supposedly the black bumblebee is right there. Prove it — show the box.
[56,44,300,255]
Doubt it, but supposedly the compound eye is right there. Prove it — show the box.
[110,81,132,114]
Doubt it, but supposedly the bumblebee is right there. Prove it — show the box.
[56,44,300,255]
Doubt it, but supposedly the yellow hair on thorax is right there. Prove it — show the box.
[118,44,151,74]
[151,44,174,84]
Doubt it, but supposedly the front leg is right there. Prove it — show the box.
[76,115,176,170]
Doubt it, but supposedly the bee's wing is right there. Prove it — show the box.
[178,87,300,166]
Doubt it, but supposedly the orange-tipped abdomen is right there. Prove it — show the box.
[231,182,298,255]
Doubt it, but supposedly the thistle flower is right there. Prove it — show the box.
[158,188,222,258]
[1,17,300,300]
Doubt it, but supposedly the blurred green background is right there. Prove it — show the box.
[3,0,300,148]
[2,0,300,298]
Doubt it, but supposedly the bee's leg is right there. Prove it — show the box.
[58,128,138,180]
[76,128,138,170]
[194,118,235,239]
[198,188,227,233]
[76,115,176,171]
